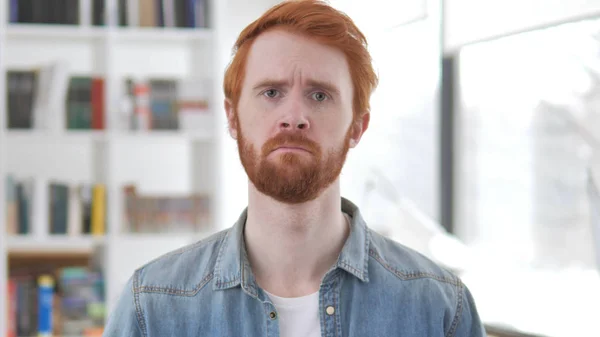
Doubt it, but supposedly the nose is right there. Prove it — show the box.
[279,95,310,131]
[280,119,309,130]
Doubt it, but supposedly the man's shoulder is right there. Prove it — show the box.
[366,229,485,335]
[367,228,460,287]
[132,228,229,294]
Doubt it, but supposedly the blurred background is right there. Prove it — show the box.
[1,0,599,336]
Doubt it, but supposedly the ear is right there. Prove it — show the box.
[349,112,370,148]
[224,98,238,140]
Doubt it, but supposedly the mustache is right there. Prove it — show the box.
[262,133,320,155]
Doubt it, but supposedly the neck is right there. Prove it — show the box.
[244,180,349,298]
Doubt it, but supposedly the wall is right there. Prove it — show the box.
[455,18,600,269]
[445,0,600,52]
[332,0,441,228]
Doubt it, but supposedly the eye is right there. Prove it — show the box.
[312,92,328,102]
[263,89,280,98]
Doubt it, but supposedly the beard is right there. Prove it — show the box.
[236,117,352,204]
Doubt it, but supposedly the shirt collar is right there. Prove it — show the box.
[213,197,371,294]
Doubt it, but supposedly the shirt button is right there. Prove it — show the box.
[326,306,335,315]
[269,311,277,320]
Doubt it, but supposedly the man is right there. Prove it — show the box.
[103,1,486,336]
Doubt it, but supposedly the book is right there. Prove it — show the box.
[37,275,55,337]
[92,0,106,26]
[66,76,93,130]
[91,185,106,236]
[149,78,178,130]
[91,78,105,130]
[10,0,80,24]
[6,175,19,234]
[7,279,17,337]
[132,79,152,130]
[7,70,37,129]
[68,185,83,236]
[16,179,34,235]
[49,182,70,235]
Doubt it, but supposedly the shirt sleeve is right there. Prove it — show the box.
[450,282,487,337]
[102,274,144,337]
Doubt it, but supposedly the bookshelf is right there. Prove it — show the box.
[0,0,277,335]
[6,235,105,255]
[7,23,107,39]
[115,26,213,41]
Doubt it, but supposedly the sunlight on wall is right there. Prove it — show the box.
[457,18,600,269]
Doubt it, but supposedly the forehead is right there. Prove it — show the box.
[243,29,351,89]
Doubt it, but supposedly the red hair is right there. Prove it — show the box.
[223,0,378,119]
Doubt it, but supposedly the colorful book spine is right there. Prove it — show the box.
[91,184,106,235]
[37,275,54,337]
[91,77,105,130]
[5,175,18,235]
[133,81,152,130]
[7,279,17,337]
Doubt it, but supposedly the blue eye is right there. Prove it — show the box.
[312,92,328,101]
[264,89,279,98]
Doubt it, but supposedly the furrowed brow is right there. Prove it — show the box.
[306,79,340,96]
[252,79,288,91]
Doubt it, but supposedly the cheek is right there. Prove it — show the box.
[236,97,264,135]
[240,103,283,141]
[318,113,352,139]
[236,114,270,151]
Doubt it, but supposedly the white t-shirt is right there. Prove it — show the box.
[265,290,321,337]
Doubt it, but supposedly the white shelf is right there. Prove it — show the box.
[6,24,213,43]
[110,130,214,142]
[115,27,213,43]
[6,232,217,256]
[5,130,214,143]
[6,23,106,40]
[118,230,216,242]
[6,130,107,143]
[7,235,106,255]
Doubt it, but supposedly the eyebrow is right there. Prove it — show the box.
[252,78,341,96]
[306,79,340,96]
[252,79,288,92]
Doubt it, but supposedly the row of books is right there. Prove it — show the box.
[5,63,213,132]
[5,176,212,235]
[7,68,105,130]
[113,0,210,28]
[9,0,210,28]
[123,185,212,233]
[5,176,107,236]
[121,76,212,131]
[7,266,105,337]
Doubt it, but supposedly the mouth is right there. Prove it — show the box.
[272,145,311,154]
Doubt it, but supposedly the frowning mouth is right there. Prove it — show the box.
[272,145,312,154]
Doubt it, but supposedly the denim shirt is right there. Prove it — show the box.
[103,198,486,337]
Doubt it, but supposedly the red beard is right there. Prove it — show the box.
[236,118,352,204]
